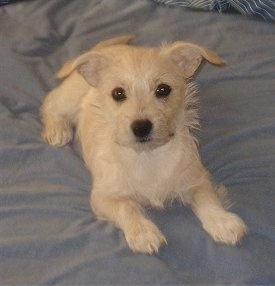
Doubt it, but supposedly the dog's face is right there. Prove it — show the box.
[61,38,225,151]
[93,46,188,150]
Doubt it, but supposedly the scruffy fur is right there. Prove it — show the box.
[41,35,247,254]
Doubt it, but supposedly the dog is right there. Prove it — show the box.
[41,35,247,254]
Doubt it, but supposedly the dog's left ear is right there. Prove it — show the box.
[162,41,226,79]
[56,51,106,85]
[57,35,135,80]
[57,51,106,87]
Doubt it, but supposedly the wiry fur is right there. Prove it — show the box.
[41,35,247,254]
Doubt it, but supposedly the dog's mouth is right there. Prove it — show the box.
[114,125,175,151]
[136,136,152,143]
[115,134,174,152]
[133,132,175,149]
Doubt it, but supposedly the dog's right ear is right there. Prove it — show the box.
[57,35,135,80]
[161,41,226,79]
[57,51,106,87]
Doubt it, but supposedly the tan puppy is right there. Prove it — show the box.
[41,35,247,254]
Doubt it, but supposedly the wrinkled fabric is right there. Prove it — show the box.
[153,0,275,21]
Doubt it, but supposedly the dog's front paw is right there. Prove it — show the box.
[42,118,73,147]
[124,219,167,254]
[203,211,247,245]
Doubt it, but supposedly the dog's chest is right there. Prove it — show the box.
[117,141,185,206]
[130,151,175,182]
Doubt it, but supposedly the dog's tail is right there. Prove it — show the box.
[93,34,135,51]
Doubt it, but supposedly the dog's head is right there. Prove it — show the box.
[59,35,225,151]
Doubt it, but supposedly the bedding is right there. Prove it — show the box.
[0,0,275,284]
[153,0,275,21]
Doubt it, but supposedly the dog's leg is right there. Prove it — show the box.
[185,166,247,245]
[41,73,89,147]
[91,193,167,254]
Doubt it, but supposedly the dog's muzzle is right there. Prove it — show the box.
[131,119,153,143]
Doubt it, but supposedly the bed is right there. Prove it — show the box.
[0,0,275,284]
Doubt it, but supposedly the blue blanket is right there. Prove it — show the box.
[153,0,275,21]
[0,0,275,284]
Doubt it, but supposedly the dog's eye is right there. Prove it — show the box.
[155,83,171,99]
[112,87,127,102]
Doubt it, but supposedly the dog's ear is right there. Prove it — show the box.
[57,51,106,87]
[57,35,135,80]
[162,41,226,79]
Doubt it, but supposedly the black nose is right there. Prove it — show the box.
[131,119,153,140]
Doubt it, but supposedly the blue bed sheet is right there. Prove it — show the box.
[153,0,275,21]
